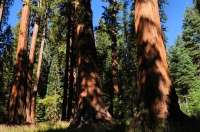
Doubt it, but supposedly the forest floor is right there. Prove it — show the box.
[0,121,70,132]
[1,118,200,132]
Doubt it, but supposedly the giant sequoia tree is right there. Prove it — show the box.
[9,0,30,124]
[75,0,114,123]
[134,0,183,121]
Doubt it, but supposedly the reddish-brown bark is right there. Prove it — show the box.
[9,0,30,124]
[26,0,41,124]
[135,0,182,120]
[31,11,47,124]
[74,0,114,123]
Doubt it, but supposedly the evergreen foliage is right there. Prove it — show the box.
[0,0,200,130]
[167,35,200,115]
[182,5,200,73]
[0,26,14,123]
[158,0,169,44]
[38,54,64,124]
[0,0,14,31]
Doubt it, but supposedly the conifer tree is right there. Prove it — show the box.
[61,0,76,121]
[117,0,138,119]
[0,0,5,29]
[0,26,14,123]
[95,18,113,115]
[74,0,114,123]
[0,0,13,32]
[42,54,63,124]
[101,0,123,117]
[135,0,183,121]
[193,0,200,13]
[182,5,200,73]
[168,35,200,114]
[32,4,48,124]
[9,0,30,124]
[26,0,42,123]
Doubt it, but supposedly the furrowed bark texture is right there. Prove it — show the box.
[135,0,181,120]
[9,0,30,124]
[75,0,114,123]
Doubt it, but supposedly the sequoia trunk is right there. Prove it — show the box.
[75,0,114,123]
[135,0,182,120]
[9,0,30,124]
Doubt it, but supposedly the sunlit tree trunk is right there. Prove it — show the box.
[9,0,30,124]
[31,10,46,124]
[26,0,41,124]
[0,0,4,30]
[74,0,114,123]
[135,0,182,120]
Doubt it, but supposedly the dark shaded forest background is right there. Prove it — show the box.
[0,0,200,131]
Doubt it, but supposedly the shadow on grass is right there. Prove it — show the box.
[1,118,200,132]
[35,119,200,132]
[36,122,126,132]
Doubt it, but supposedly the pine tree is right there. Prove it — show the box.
[182,5,200,73]
[41,54,63,124]
[117,0,138,119]
[158,0,169,44]
[0,26,14,123]
[35,0,68,123]
[167,35,200,114]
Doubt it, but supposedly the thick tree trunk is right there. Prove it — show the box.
[26,0,41,124]
[74,0,114,123]
[31,14,46,124]
[135,0,182,120]
[8,0,30,124]
[0,0,4,31]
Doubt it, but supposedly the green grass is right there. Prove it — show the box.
[0,121,125,132]
[1,119,200,132]
[0,121,70,132]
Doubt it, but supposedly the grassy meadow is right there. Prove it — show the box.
[0,121,70,132]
